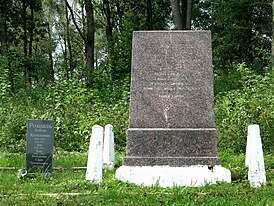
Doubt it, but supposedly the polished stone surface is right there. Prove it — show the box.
[129,31,215,129]
[26,120,54,173]
[124,128,220,166]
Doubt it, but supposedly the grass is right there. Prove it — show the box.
[0,151,273,205]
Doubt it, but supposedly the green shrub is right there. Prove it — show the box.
[0,72,130,153]
[215,64,273,153]
[1,62,272,154]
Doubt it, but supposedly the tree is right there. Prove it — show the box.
[0,1,8,54]
[0,0,55,90]
[170,0,193,29]
[171,0,183,29]
[52,0,76,80]
[65,0,95,85]
[100,0,171,81]
[272,0,274,70]
[65,3,73,79]
[211,0,272,74]
[84,0,95,85]
[20,0,45,86]
[103,0,113,42]
[186,0,193,29]
[147,0,153,29]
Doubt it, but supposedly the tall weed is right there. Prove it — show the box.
[0,72,130,152]
[215,65,273,153]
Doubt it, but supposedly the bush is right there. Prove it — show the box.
[1,62,272,154]
[0,72,130,153]
[215,64,273,153]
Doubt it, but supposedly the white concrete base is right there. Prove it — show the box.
[115,165,231,187]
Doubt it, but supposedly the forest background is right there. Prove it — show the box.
[0,0,273,154]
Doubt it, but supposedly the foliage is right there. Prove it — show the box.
[0,56,11,98]
[0,71,130,152]
[215,64,274,153]
[0,0,273,160]
[211,0,272,73]
[100,0,171,82]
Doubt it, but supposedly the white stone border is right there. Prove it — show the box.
[245,124,266,188]
[86,125,104,183]
[116,165,231,188]
[103,124,115,169]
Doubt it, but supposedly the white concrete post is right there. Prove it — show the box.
[86,125,104,184]
[245,124,266,188]
[103,124,115,169]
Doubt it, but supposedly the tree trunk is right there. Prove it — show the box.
[103,0,114,60]
[29,2,34,58]
[185,0,192,29]
[0,4,7,54]
[170,0,183,30]
[22,0,28,56]
[66,0,95,84]
[147,0,153,30]
[246,3,254,67]
[272,0,274,70]
[85,0,95,86]
[65,4,73,78]
[47,23,54,83]
[22,0,29,86]
[64,6,69,79]
[103,0,113,41]
[63,35,69,79]
[29,1,35,84]
[181,0,187,29]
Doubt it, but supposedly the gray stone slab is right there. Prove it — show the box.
[124,31,220,166]
[123,157,221,167]
[126,129,218,157]
[26,120,54,172]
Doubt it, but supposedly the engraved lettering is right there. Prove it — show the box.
[143,67,198,98]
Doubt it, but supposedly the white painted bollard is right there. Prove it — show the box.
[245,124,266,188]
[86,125,104,184]
[103,124,115,169]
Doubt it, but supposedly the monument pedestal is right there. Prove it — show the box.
[116,31,231,187]
[124,128,221,166]
[116,165,231,187]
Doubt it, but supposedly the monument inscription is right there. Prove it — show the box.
[123,31,221,166]
[26,120,54,172]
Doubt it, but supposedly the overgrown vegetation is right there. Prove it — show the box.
[0,63,272,154]
[215,65,273,153]
[0,1,273,205]
[0,0,273,154]
[0,68,130,152]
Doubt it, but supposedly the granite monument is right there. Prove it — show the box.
[116,31,231,187]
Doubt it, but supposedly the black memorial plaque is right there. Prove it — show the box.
[26,120,54,172]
